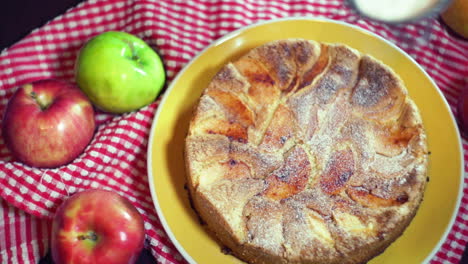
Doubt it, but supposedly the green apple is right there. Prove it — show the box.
[75,31,165,113]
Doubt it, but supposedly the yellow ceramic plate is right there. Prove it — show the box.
[147,18,463,264]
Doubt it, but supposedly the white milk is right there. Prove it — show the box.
[354,0,439,22]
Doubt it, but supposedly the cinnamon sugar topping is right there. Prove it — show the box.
[186,39,428,264]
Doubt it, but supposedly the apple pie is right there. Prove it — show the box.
[185,39,428,264]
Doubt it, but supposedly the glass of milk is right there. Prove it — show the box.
[348,0,453,23]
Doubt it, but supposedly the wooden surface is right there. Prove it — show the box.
[0,0,85,50]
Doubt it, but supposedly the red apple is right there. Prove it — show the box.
[457,88,468,138]
[51,189,145,264]
[2,79,95,168]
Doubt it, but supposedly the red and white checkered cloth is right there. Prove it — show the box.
[0,0,467,263]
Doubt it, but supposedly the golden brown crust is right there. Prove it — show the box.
[185,39,428,264]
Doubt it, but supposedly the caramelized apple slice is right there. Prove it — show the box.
[311,45,360,105]
[234,56,280,107]
[227,142,283,179]
[206,63,249,95]
[198,158,253,187]
[351,55,406,122]
[332,210,377,237]
[347,186,409,208]
[370,101,425,157]
[320,147,355,195]
[287,92,319,141]
[207,89,255,128]
[221,159,252,180]
[263,146,311,200]
[296,44,330,92]
[233,56,281,145]
[251,40,298,92]
[259,104,297,152]
[192,117,248,143]
[371,124,419,157]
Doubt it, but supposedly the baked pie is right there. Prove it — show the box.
[185,39,428,264]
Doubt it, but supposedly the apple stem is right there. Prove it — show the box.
[30,91,50,111]
[130,48,140,62]
[77,232,98,242]
[122,39,143,66]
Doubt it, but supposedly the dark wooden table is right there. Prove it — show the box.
[0,0,85,50]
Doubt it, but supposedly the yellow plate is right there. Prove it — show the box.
[147,18,463,264]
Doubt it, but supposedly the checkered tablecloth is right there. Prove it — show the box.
[0,0,467,263]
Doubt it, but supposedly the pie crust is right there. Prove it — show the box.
[185,39,428,264]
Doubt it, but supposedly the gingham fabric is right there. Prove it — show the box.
[0,0,467,263]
